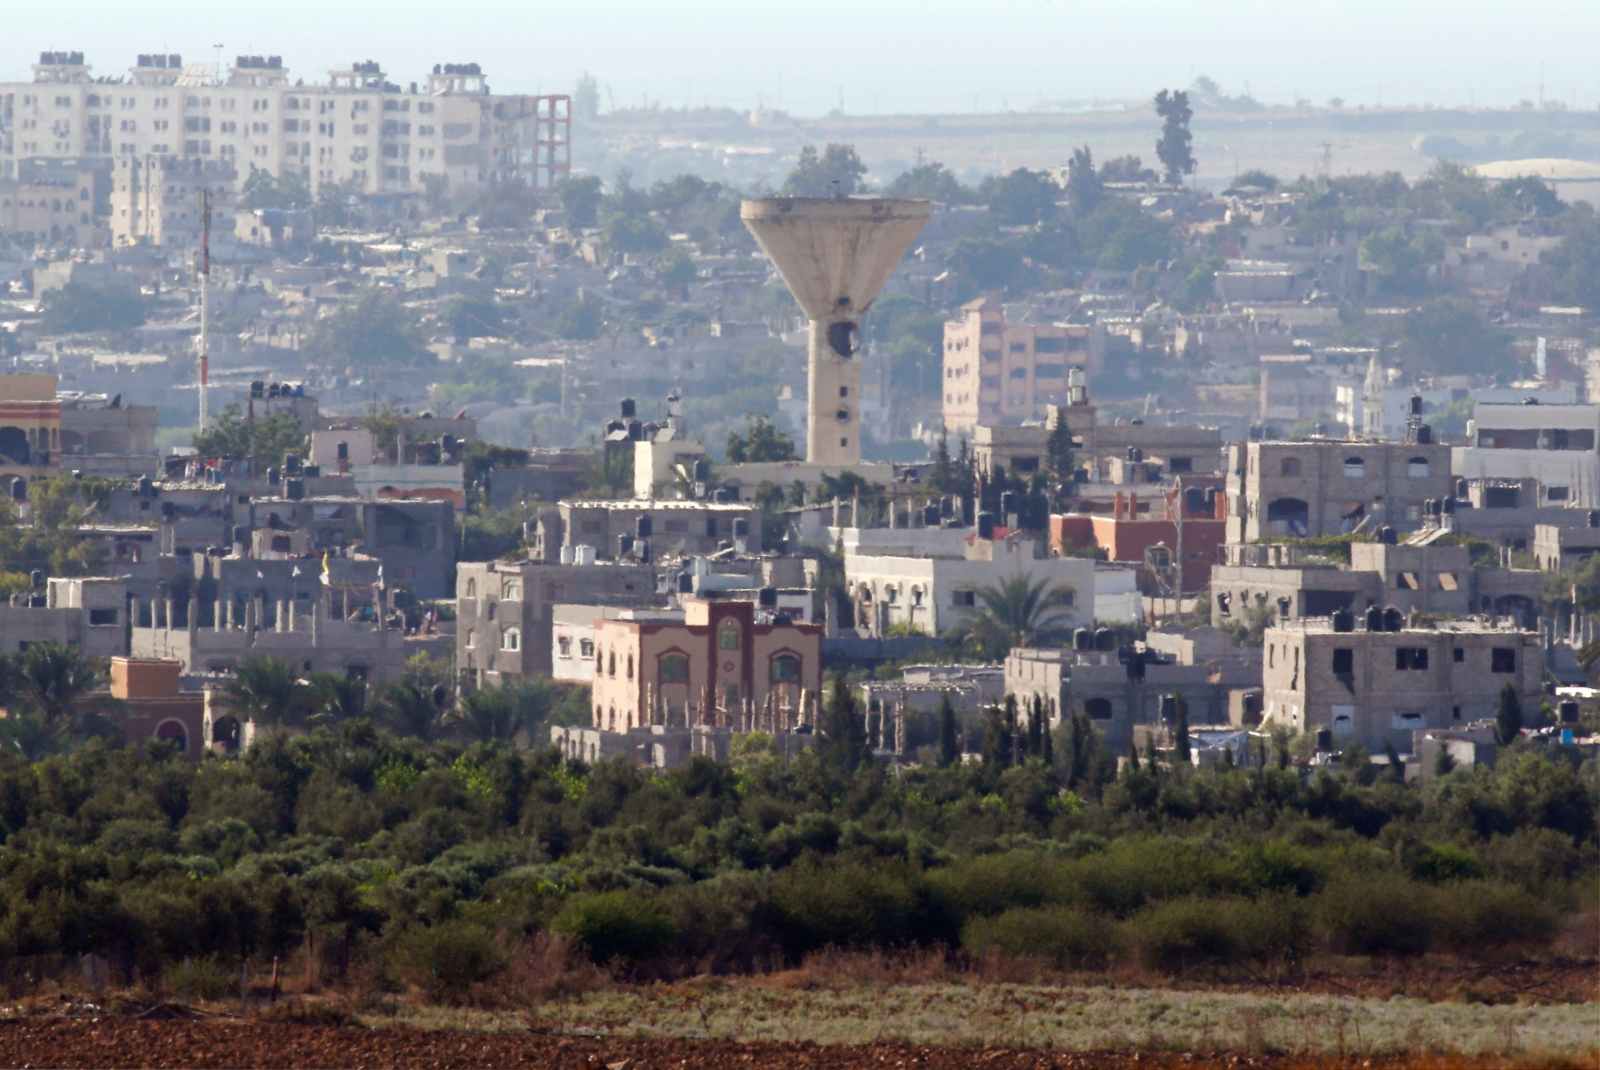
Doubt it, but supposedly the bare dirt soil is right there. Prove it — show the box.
[0,1018,1590,1070]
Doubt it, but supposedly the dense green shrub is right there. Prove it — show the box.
[552,890,675,966]
[962,905,1117,969]
[393,919,507,1001]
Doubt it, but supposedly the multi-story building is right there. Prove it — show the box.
[0,373,62,477]
[843,528,1141,636]
[0,159,95,245]
[1,51,567,203]
[456,558,658,684]
[942,298,1095,431]
[1051,483,1228,595]
[1261,617,1543,752]
[586,597,823,733]
[1455,402,1600,509]
[971,377,1223,482]
[0,576,127,657]
[109,154,236,248]
[1224,438,1453,542]
[1210,537,1543,629]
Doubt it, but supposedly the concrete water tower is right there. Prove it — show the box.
[741,197,929,466]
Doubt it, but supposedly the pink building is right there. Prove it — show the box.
[588,597,822,733]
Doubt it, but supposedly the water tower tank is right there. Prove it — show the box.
[741,197,929,465]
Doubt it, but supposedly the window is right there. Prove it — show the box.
[465,578,476,598]
[1084,698,1113,720]
[501,628,521,651]
[722,683,741,708]
[465,630,476,648]
[658,653,689,682]
[770,654,801,682]
[1491,648,1516,673]
[1395,648,1429,670]
[953,589,976,607]
[1332,705,1355,733]
[885,586,898,604]
[579,638,594,658]
[504,581,521,600]
[1343,457,1365,478]
[88,608,117,626]
[626,654,633,680]
[1008,367,1028,379]
[1279,457,1301,477]
[1009,342,1027,353]
[1547,486,1569,502]
[1169,457,1192,473]
[1332,648,1353,673]
[607,651,616,677]
[1035,336,1066,353]
[1453,647,1464,663]
[557,636,572,658]
[1407,457,1429,478]
[1397,571,1419,590]
[718,625,740,650]
[1034,363,1064,378]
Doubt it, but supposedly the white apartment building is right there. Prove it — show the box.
[1454,402,1600,508]
[0,51,567,203]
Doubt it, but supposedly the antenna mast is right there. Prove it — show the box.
[198,187,211,433]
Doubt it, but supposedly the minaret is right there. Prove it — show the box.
[1362,354,1385,439]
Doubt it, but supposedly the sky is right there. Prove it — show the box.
[8,0,1599,116]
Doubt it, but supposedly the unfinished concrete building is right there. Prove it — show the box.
[1224,439,1453,542]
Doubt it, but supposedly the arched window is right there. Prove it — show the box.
[1407,457,1429,478]
[155,718,188,755]
[1343,457,1365,478]
[718,624,740,650]
[770,654,801,682]
[625,654,633,680]
[501,627,520,651]
[1279,457,1300,477]
[885,585,899,604]
[1084,698,1113,720]
[658,653,689,683]
[607,650,616,677]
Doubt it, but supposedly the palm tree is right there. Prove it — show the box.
[957,573,1076,660]
[581,445,634,499]
[452,682,527,744]
[13,642,108,730]
[0,710,72,762]
[307,672,371,724]
[219,656,310,732]
[383,681,453,743]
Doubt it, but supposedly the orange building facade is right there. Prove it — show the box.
[588,598,822,733]
[1051,485,1227,595]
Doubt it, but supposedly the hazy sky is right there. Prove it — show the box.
[9,0,1599,115]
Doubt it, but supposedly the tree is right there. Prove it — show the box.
[1100,155,1158,183]
[240,170,310,211]
[39,285,145,334]
[1360,227,1443,296]
[952,573,1076,660]
[818,674,867,773]
[782,144,867,197]
[191,404,308,467]
[1046,414,1076,491]
[884,162,970,203]
[1064,146,1104,217]
[980,168,1058,226]
[444,296,505,340]
[572,71,601,121]
[1394,297,1510,378]
[1153,90,1196,184]
[945,237,1023,290]
[307,673,371,723]
[452,679,528,743]
[653,246,697,298]
[726,414,796,463]
[313,178,364,227]
[1077,199,1175,271]
[1233,169,1279,190]
[936,692,960,767]
[383,681,453,742]
[601,212,668,255]
[1542,204,1599,310]
[554,297,604,340]
[555,175,603,228]
[1172,691,1191,763]
[1495,682,1524,745]
[219,656,309,731]
[581,445,634,498]
[12,642,106,731]
[304,289,431,373]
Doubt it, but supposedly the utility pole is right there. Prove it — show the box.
[198,186,211,433]
[1173,477,1185,622]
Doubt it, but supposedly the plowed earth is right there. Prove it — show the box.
[0,1019,1584,1070]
